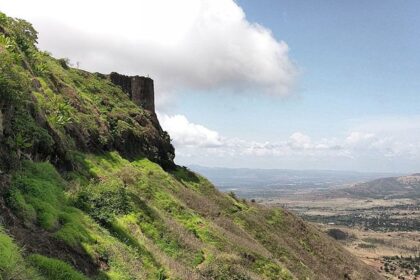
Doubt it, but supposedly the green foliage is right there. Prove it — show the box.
[76,183,132,224]
[7,18,38,53]
[0,11,377,279]
[0,228,42,280]
[7,162,93,248]
[0,229,26,279]
[33,81,74,129]
[7,188,37,224]
[0,43,28,103]
[171,166,201,190]
[254,259,294,280]
[57,58,70,69]
[7,108,54,159]
[193,251,205,266]
[0,12,7,25]
[267,209,283,226]
[28,254,87,280]
[14,133,33,150]
[0,34,14,50]
[0,32,53,165]
[54,208,93,248]
[8,161,64,229]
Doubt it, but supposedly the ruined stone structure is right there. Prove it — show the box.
[110,72,155,112]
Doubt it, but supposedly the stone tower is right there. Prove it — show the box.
[109,72,155,113]
[131,76,155,112]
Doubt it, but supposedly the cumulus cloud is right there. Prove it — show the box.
[0,0,297,103]
[159,114,222,148]
[160,114,420,171]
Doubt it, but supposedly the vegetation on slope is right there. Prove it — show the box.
[0,12,382,280]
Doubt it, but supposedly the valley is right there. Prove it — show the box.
[193,166,420,279]
[266,195,420,280]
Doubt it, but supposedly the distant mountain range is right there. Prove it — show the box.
[340,174,420,199]
[188,165,402,198]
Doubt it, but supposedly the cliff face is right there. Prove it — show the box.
[0,19,174,171]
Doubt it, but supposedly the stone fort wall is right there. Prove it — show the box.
[110,72,155,113]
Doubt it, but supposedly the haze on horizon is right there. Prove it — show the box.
[1,0,419,173]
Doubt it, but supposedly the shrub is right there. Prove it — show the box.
[58,58,70,69]
[327,228,348,240]
[75,181,132,224]
[357,243,376,249]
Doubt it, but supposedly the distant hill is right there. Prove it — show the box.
[341,174,420,199]
[189,165,399,199]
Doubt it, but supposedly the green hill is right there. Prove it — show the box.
[0,12,382,279]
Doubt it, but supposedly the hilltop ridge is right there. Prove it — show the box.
[0,12,382,280]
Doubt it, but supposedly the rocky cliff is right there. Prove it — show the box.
[0,17,174,171]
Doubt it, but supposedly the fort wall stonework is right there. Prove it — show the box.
[110,72,155,113]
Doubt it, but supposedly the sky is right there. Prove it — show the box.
[1,0,420,173]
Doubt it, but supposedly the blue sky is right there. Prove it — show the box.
[172,0,420,139]
[2,0,420,172]
[163,0,420,172]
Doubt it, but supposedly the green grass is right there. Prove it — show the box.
[28,254,87,280]
[6,160,165,279]
[0,228,42,280]
[8,161,92,248]
[0,11,380,278]
[3,150,316,279]
[254,259,294,280]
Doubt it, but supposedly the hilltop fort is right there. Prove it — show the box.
[109,72,155,113]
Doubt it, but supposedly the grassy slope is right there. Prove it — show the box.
[0,12,382,280]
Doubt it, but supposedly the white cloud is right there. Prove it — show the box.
[159,114,222,148]
[345,132,377,148]
[160,114,420,171]
[0,0,297,105]
[288,132,312,149]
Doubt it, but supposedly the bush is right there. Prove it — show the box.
[327,228,348,240]
[357,243,376,249]
[75,181,132,224]
[58,58,70,69]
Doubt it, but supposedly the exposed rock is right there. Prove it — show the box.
[108,72,174,169]
[31,78,41,90]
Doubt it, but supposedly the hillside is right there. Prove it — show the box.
[0,12,382,280]
[340,175,420,199]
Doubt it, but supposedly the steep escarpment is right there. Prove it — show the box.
[0,12,382,280]
[0,14,174,171]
